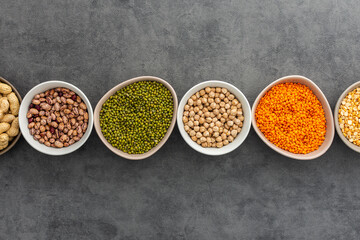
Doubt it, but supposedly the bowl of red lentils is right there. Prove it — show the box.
[252,75,334,160]
[335,81,360,152]
[177,80,252,155]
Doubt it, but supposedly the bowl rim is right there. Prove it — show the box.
[251,75,334,160]
[0,76,22,156]
[93,75,178,160]
[334,81,360,152]
[177,80,252,156]
[19,80,94,155]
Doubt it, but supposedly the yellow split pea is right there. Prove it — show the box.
[339,87,360,146]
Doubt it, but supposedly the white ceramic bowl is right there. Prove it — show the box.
[177,80,252,155]
[334,81,360,153]
[19,81,93,155]
[252,75,334,160]
[94,76,178,160]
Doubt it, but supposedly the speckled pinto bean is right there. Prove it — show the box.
[27,87,89,148]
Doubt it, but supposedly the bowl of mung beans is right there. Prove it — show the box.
[334,81,360,153]
[177,80,252,156]
[252,75,334,160]
[94,76,178,160]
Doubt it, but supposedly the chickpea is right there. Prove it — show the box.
[184,86,243,149]
[231,130,237,137]
[188,121,194,127]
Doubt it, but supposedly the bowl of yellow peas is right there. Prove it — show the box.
[335,81,360,152]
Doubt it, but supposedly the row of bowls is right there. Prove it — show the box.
[0,75,355,160]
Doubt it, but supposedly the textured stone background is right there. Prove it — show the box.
[1,0,360,239]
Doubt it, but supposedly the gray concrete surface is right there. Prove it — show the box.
[1,0,360,239]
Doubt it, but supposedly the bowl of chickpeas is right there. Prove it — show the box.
[177,80,251,155]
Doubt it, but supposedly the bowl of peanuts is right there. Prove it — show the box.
[19,81,93,155]
[334,81,360,153]
[252,75,334,160]
[177,80,251,155]
[0,77,21,155]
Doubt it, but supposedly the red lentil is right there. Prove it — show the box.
[255,82,326,154]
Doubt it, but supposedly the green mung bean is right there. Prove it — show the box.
[100,81,173,154]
